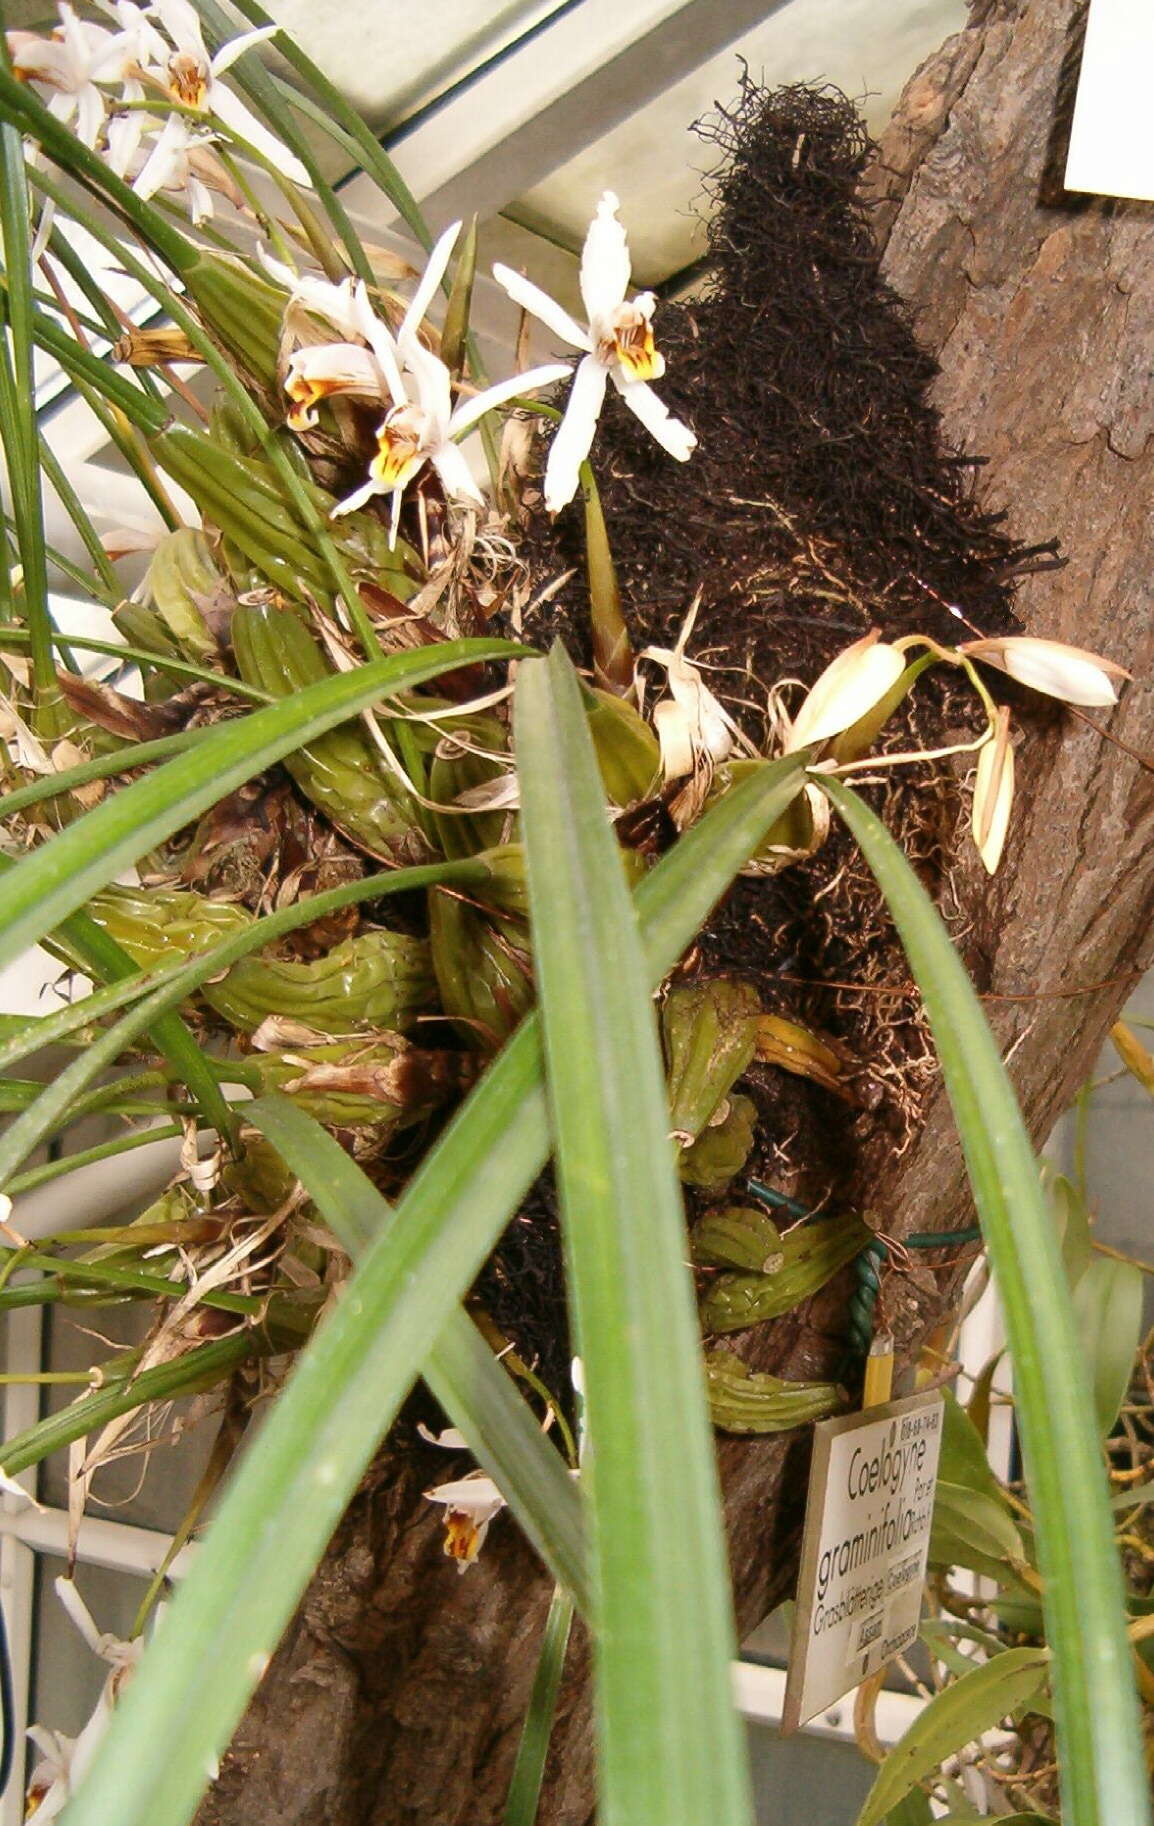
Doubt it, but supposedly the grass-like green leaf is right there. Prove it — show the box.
[821,776,1151,1826]
[60,751,808,1826]
[0,121,56,705]
[856,1647,1049,1826]
[515,645,753,1826]
[0,639,519,975]
[502,1584,576,1826]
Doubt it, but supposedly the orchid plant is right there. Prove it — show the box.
[0,10,1146,1826]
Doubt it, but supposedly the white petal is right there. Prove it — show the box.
[491,263,590,353]
[287,342,380,389]
[580,190,631,327]
[424,1472,506,1522]
[209,23,277,77]
[399,219,461,349]
[613,375,696,461]
[400,336,453,436]
[132,113,188,200]
[360,315,407,410]
[448,361,570,437]
[149,0,204,57]
[544,354,608,514]
[331,475,380,518]
[74,82,105,149]
[431,439,484,505]
[416,1424,469,1449]
[207,82,313,187]
[104,107,145,177]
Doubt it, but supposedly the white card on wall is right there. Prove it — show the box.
[1065,0,1154,201]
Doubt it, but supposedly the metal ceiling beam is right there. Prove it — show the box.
[342,0,794,232]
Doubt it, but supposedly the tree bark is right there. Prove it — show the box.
[200,4,1154,1821]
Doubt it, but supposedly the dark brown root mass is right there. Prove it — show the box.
[496,75,1058,1388]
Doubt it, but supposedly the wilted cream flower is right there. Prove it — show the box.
[971,706,1015,875]
[492,191,696,513]
[785,631,907,753]
[641,599,747,782]
[961,635,1130,707]
[424,1470,507,1572]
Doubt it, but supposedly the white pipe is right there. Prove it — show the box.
[0,1506,191,1582]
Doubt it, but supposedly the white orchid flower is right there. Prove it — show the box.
[424,1469,507,1573]
[9,0,158,161]
[960,635,1130,708]
[9,6,125,147]
[283,342,385,431]
[143,0,312,188]
[24,1578,143,1822]
[260,249,381,348]
[130,110,220,220]
[331,222,570,542]
[492,191,697,513]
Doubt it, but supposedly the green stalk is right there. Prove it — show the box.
[192,0,376,286]
[32,434,124,597]
[0,1332,267,1474]
[517,646,752,1826]
[820,776,1150,1826]
[2,1122,186,1195]
[0,122,57,716]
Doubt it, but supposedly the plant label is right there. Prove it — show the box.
[782,1388,943,1731]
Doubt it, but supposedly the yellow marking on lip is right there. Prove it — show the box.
[168,52,208,107]
[368,404,428,490]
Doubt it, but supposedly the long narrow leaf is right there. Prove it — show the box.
[0,638,519,972]
[820,776,1150,1826]
[503,1585,576,1826]
[0,122,56,705]
[61,752,809,1826]
[856,1647,1049,1826]
[248,1093,588,1607]
[517,644,752,1826]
